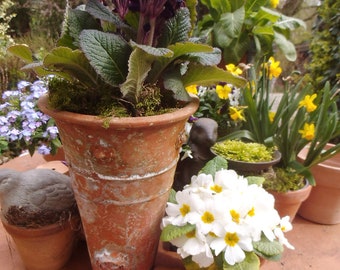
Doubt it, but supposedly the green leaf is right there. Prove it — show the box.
[58,8,101,49]
[43,47,99,87]
[199,156,229,175]
[253,234,284,260]
[246,176,265,186]
[182,64,246,88]
[120,44,173,103]
[160,223,196,241]
[224,252,260,270]
[79,29,132,87]
[158,7,191,47]
[163,69,191,102]
[273,32,297,62]
[7,44,34,62]
[85,0,131,30]
[168,189,177,204]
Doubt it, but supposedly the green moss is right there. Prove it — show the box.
[262,167,305,192]
[212,140,274,162]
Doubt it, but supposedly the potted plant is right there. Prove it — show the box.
[226,57,340,220]
[211,139,281,174]
[160,156,294,270]
[8,1,246,269]
[0,168,80,270]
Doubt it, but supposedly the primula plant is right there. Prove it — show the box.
[0,80,61,158]
[227,57,340,190]
[161,157,294,269]
[8,0,245,117]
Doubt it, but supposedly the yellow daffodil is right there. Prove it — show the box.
[226,64,243,76]
[265,56,282,79]
[185,85,198,95]
[298,94,317,112]
[229,107,245,121]
[269,111,276,123]
[216,84,232,99]
[270,0,280,8]
[299,123,315,141]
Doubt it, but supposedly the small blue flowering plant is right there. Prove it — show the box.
[0,79,61,158]
[161,157,294,269]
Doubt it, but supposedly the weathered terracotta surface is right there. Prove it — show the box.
[1,215,80,270]
[269,182,312,221]
[298,144,340,224]
[38,95,199,270]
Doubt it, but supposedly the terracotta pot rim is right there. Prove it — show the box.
[1,214,80,237]
[38,94,199,128]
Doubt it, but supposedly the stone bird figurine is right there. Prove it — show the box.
[0,168,77,227]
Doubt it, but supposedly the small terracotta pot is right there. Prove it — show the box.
[269,182,312,221]
[1,215,80,270]
[297,144,340,224]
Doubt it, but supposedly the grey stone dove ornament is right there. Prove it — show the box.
[0,168,78,227]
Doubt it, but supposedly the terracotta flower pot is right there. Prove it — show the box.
[297,144,340,224]
[38,95,199,270]
[1,215,80,270]
[269,181,312,221]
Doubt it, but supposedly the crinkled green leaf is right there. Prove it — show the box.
[160,223,196,242]
[120,44,173,103]
[253,234,284,260]
[223,252,260,269]
[158,7,191,47]
[199,156,229,175]
[168,189,177,204]
[58,8,101,49]
[43,47,99,87]
[79,29,132,87]
[163,69,191,102]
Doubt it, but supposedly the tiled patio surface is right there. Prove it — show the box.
[1,153,339,269]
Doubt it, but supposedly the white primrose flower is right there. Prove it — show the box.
[161,168,294,269]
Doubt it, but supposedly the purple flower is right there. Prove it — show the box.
[37,145,51,155]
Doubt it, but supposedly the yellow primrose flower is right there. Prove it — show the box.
[269,111,276,123]
[266,56,282,79]
[185,85,198,95]
[270,0,280,8]
[229,107,245,121]
[298,94,317,112]
[226,64,243,76]
[216,84,232,99]
[299,123,315,141]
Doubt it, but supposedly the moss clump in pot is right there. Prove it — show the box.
[212,140,274,162]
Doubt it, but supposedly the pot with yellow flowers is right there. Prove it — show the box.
[9,1,246,269]
[225,57,340,221]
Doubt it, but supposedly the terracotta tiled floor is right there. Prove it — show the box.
[1,153,340,269]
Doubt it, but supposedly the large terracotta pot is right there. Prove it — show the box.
[1,215,80,270]
[297,144,340,224]
[269,181,312,221]
[38,95,199,270]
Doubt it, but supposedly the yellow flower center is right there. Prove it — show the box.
[210,184,222,193]
[180,204,190,216]
[230,209,240,223]
[248,207,255,217]
[201,211,215,224]
[224,232,239,247]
